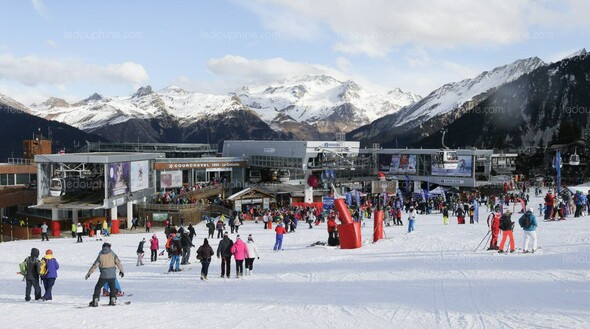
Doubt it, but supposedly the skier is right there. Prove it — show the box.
[442,206,449,225]
[196,238,214,280]
[136,238,146,266]
[407,206,417,233]
[498,211,515,253]
[245,234,259,275]
[519,208,538,253]
[231,235,250,278]
[487,207,501,250]
[274,222,287,251]
[217,232,234,278]
[395,207,403,226]
[150,234,159,262]
[40,249,59,301]
[85,242,124,307]
[24,248,42,301]
[40,222,49,241]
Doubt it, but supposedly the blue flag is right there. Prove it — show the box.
[555,151,561,194]
[473,199,479,223]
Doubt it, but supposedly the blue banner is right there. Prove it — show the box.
[322,196,335,210]
[555,151,561,194]
[355,189,361,208]
[345,192,352,207]
[473,199,479,223]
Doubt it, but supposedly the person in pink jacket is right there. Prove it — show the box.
[150,234,159,262]
[230,235,250,278]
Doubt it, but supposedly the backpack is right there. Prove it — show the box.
[19,257,28,277]
[39,259,48,277]
[499,215,512,231]
[521,214,532,229]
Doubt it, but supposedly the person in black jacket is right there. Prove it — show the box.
[196,238,214,280]
[187,223,196,242]
[180,232,195,265]
[216,232,234,278]
[24,248,42,301]
[136,238,146,266]
[456,206,465,224]
[498,211,515,253]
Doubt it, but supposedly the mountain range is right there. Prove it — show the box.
[1,48,588,159]
[26,76,420,145]
[349,49,589,149]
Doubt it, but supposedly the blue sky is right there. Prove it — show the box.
[0,0,589,105]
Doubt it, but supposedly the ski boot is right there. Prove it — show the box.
[89,298,99,307]
[109,297,116,306]
[498,250,504,254]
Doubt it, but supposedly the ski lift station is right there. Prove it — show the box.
[32,152,159,229]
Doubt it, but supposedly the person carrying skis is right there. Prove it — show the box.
[85,242,124,307]
[498,211,515,253]
[487,206,501,250]
[23,248,42,301]
[196,238,214,280]
[217,232,234,278]
[231,235,250,278]
[519,208,538,253]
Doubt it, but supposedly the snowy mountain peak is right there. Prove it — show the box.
[132,85,154,98]
[42,97,70,108]
[0,92,31,113]
[79,92,106,104]
[392,56,546,126]
[159,85,189,94]
[563,48,588,60]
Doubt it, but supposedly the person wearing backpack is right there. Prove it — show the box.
[23,248,42,301]
[40,249,59,301]
[519,208,538,253]
[498,211,515,253]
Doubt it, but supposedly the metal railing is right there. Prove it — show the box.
[7,158,33,165]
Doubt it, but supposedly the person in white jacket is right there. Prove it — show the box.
[245,234,259,275]
[408,206,417,233]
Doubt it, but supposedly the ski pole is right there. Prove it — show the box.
[474,230,491,252]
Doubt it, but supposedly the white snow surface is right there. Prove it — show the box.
[27,76,420,132]
[394,57,546,126]
[1,189,589,329]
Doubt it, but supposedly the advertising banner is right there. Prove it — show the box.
[108,162,130,197]
[130,161,149,192]
[160,171,183,188]
[431,155,473,177]
[152,213,168,222]
[390,154,416,174]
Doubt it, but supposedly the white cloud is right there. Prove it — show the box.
[31,0,47,17]
[245,0,590,57]
[335,56,352,72]
[0,54,149,87]
[46,40,58,48]
[206,55,348,83]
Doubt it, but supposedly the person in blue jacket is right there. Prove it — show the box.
[519,208,538,253]
[40,249,59,301]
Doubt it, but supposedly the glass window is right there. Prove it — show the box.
[16,174,29,185]
[7,174,15,185]
[0,174,6,185]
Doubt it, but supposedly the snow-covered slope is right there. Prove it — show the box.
[29,76,420,136]
[392,57,546,126]
[1,188,589,329]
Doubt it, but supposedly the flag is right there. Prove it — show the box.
[355,189,361,208]
[346,192,352,207]
[405,175,410,193]
[555,150,561,194]
[473,199,479,223]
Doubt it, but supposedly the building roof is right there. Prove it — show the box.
[227,187,276,201]
[34,152,161,164]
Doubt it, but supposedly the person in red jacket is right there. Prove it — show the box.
[327,217,337,240]
[273,223,287,251]
[544,190,554,220]
[487,207,501,250]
